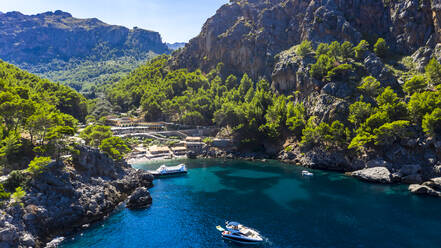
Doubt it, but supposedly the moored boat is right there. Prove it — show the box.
[147,164,187,178]
[216,221,264,245]
[302,170,314,176]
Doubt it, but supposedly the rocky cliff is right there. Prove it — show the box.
[169,0,441,197]
[0,146,153,248]
[172,0,441,81]
[0,10,169,65]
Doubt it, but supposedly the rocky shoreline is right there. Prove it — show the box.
[200,139,441,198]
[0,146,154,248]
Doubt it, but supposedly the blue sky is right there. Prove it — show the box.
[0,0,228,43]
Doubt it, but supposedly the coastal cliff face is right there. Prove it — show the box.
[168,0,441,195]
[172,0,440,81]
[0,10,169,65]
[0,147,153,248]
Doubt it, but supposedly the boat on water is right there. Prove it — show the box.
[216,221,264,245]
[302,170,314,176]
[147,164,187,178]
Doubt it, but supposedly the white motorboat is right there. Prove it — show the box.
[302,170,314,176]
[216,221,264,245]
[147,164,187,178]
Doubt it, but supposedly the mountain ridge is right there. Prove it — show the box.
[172,0,441,81]
[0,10,169,65]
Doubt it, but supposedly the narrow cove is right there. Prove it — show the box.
[61,159,441,248]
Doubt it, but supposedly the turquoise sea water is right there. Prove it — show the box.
[61,159,441,248]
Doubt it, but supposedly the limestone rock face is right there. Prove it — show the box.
[126,187,152,209]
[173,0,441,82]
[351,167,392,184]
[0,146,154,248]
[0,11,169,65]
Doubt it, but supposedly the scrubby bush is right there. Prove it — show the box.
[286,102,306,138]
[422,108,441,137]
[284,145,293,152]
[99,136,130,160]
[10,186,26,206]
[348,129,373,150]
[375,87,409,121]
[327,41,342,58]
[358,76,382,97]
[373,120,410,146]
[315,43,329,57]
[340,41,354,59]
[301,117,349,149]
[365,111,390,130]
[403,75,428,95]
[79,125,113,147]
[354,40,370,60]
[26,156,51,175]
[374,38,388,58]
[0,184,10,200]
[408,90,441,123]
[425,58,441,85]
[203,137,213,144]
[296,40,313,57]
[348,98,374,128]
[310,55,335,80]
[3,170,27,192]
[326,64,353,81]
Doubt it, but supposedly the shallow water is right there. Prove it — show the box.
[61,159,441,248]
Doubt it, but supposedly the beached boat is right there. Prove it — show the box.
[216,221,264,245]
[148,164,187,178]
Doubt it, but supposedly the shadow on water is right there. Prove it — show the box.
[62,159,441,248]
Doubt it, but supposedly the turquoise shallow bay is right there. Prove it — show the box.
[61,159,441,248]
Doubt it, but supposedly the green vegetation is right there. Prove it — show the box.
[80,125,113,147]
[10,186,25,206]
[358,76,382,97]
[0,60,85,172]
[104,39,441,154]
[403,75,427,95]
[0,184,10,200]
[203,137,214,144]
[296,40,313,57]
[310,55,335,80]
[26,156,51,176]
[374,38,388,58]
[422,108,441,138]
[425,58,441,86]
[301,117,349,149]
[99,137,130,161]
[354,40,370,60]
[32,52,159,96]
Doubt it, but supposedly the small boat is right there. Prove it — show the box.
[147,164,187,178]
[216,221,264,245]
[302,170,314,176]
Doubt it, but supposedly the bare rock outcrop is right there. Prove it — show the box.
[351,167,392,184]
[126,187,152,209]
[173,0,441,82]
[0,146,154,248]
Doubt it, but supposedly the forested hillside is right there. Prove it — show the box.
[0,60,87,173]
[0,11,169,94]
[106,35,441,172]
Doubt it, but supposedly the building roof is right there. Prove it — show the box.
[172,146,187,151]
[149,146,170,153]
[186,137,202,142]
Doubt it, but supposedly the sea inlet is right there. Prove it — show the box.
[61,159,441,247]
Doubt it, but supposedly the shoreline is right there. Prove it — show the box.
[129,149,441,198]
[0,147,154,248]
